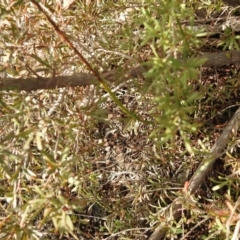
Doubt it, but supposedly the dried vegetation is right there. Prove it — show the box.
[0,0,240,240]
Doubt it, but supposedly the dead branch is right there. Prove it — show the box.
[203,51,240,67]
[149,107,240,240]
[0,73,96,91]
[188,107,240,194]
[0,51,240,91]
[185,16,240,35]
[0,66,144,91]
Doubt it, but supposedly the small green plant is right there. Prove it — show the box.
[140,0,206,152]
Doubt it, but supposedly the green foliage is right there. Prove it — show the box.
[220,27,240,50]
[0,0,240,239]
[140,0,206,151]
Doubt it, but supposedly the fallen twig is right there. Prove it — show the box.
[149,107,240,240]
[1,51,240,91]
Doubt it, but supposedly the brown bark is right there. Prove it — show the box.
[149,107,240,240]
[0,66,144,91]
[222,0,240,7]
[202,50,240,67]
[0,51,239,91]
[188,107,240,193]
[0,73,96,91]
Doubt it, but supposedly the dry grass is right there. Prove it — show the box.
[0,1,240,240]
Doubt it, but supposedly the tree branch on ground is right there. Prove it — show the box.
[1,51,240,91]
[149,107,240,240]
